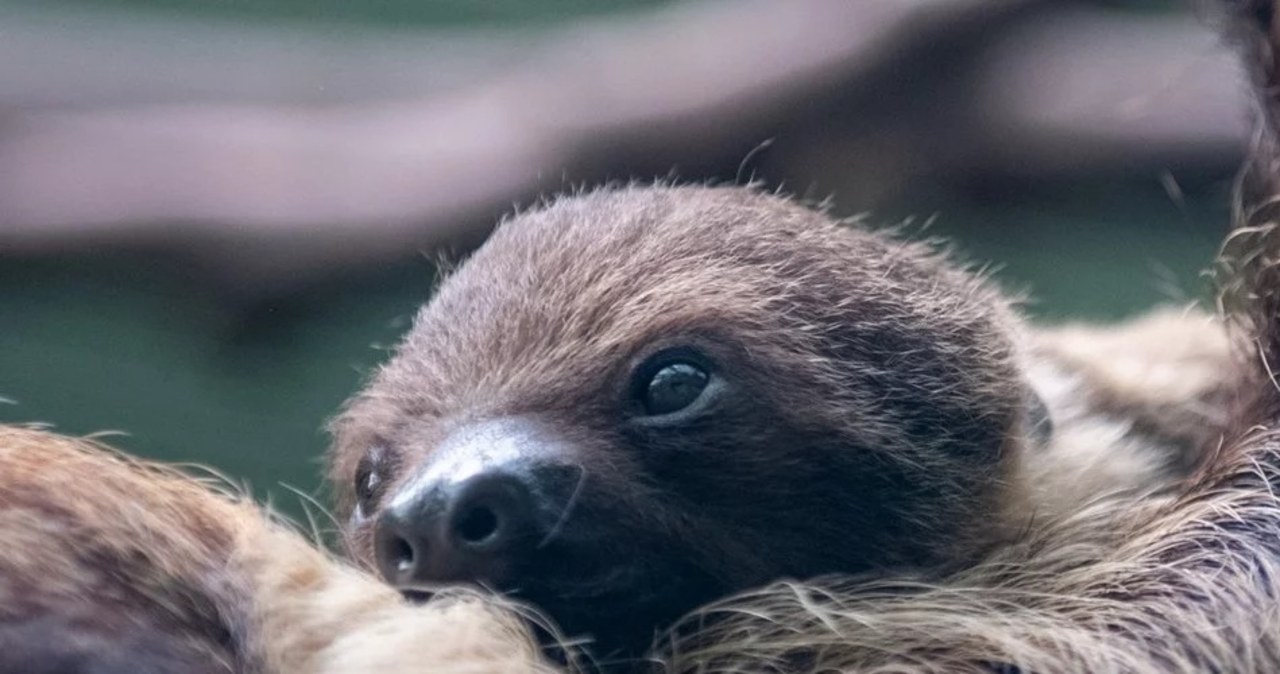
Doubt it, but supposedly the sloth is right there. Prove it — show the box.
[5,1,1280,671]
[327,183,1233,661]
[1,205,1245,674]
[0,424,550,674]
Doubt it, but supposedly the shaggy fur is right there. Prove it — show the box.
[646,4,1280,672]
[330,184,1039,656]
[324,4,1280,670]
[328,180,1240,663]
[0,426,552,673]
[6,2,1280,672]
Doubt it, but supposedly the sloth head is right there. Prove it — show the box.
[329,185,1034,657]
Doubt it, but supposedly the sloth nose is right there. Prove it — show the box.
[373,471,541,590]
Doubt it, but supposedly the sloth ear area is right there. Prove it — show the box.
[0,614,230,674]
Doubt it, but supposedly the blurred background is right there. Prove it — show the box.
[0,0,1245,518]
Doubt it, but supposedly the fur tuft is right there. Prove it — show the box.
[0,425,559,673]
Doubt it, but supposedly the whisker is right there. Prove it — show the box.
[538,465,587,549]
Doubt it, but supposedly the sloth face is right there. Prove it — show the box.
[330,186,1026,658]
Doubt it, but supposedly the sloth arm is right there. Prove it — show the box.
[0,425,552,674]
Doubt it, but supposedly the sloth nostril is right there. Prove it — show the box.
[373,520,421,583]
[454,504,501,545]
[390,536,416,572]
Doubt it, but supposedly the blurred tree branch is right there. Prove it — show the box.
[0,0,1244,297]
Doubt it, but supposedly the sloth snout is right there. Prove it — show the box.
[374,469,542,590]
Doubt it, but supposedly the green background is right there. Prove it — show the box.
[0,0,1232,521]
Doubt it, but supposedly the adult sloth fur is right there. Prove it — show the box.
[0,426,553,673]
[651,4,1280,672]
[5,4,1280,674]
[327,5,1280,673]
[0,200,1257,674]
[328,182,1235,666]
[0,225,1255,674]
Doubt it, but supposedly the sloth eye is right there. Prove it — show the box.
[641,360,711,416]
[353,450,386,518]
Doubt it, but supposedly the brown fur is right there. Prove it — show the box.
[322,4,1280,668]
[0,425,552,673]
[3,230,1242,674]
[327,185,1245,668]
[7,2,1280,671]
[329,184,1056,655]
[647,3,1280,671]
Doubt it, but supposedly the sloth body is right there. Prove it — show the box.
[5,2,1280,670]
[328,184,1234,659]
[0,291,1246,673]
[0,425,548,674]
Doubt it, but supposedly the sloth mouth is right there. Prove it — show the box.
[512,556,727,659]
[394,553,725,660]
[400,588,435,603]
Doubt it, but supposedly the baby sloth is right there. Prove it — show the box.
[329,186,1199,658]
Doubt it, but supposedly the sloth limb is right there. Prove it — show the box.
[0,426,554,673]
